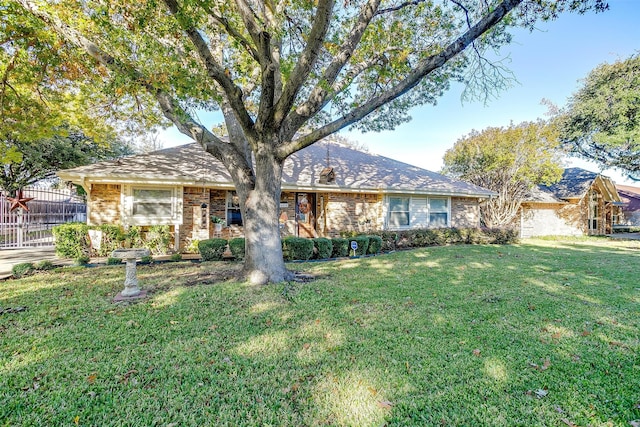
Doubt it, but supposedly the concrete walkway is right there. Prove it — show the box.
[0,247,61,279]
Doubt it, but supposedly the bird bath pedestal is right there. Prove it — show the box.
[111,248,150,302]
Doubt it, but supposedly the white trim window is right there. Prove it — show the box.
[123,185,182,225]
[386,195,450,229]
[428,198,449,227]
[133,188,173,217]
[388,197,410,227]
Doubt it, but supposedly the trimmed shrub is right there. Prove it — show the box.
[125,226,145,248]
[282,237,314,261]
[366,235,383,254]
[93,224,124,256]
[313,238,333,259]
[34,260,54,271]
[350,236,369,256]
[331,238,349,258]
[146,225,173,255]
[484,228,520,244]
[140,255,153,264]
[75,255,90,266]
[12,262,34,278]
[106,257,122,265]
[445,227,465,244]
[198,238,228,261]
[228,238,245,261]
[52,222,90,258]
[170,253,183,262]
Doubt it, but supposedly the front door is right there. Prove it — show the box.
[296,193,317,238]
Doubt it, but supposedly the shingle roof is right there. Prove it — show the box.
[58,142,495,197]
[539,168,599,199]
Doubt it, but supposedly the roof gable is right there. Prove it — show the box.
[534,167,621,203]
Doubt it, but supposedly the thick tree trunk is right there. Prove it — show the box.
[240,151,293,285]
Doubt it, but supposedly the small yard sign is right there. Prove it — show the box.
[350,240,358,257]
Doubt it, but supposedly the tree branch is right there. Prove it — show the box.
[271,0,335,129]
[374,0,427,16]
[200,2,260,62]
[162,0,256,140]
[282,0,381,139]
[277,0,523,158]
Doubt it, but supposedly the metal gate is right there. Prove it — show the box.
[0,187,87,248]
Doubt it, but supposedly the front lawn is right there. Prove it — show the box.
[1,238,639,426]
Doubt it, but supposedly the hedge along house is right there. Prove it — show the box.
[57,141,495,251]
[518,168,624,238]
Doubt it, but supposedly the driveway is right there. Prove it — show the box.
[0,247,61,279]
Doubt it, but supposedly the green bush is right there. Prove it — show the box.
[93,224,125,256]
[282,237,314,261]
[34,260,54,271]
[313,238,333,259]
[52,222,90,258]
[125,226,145,248]
[350,236,369,256]
[198,238,228,261]
[228,238,245,261]
[331,238,349,258]
[366,235,383,254]
[483,228,520,244]
[170,253,183,262]
[106,257,122,265]
[445,227,465,244]
[12,262,34,278]
[140,255,153,264]
[146,225,173,255]
[75,255,90,266]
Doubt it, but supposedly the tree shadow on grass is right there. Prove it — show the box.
[1,240,639,426]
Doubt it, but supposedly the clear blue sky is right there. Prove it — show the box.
[161,0,640,183]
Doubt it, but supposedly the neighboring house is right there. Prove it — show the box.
[518,168,624,238]
[57,141,495,250]
[615,184,640,226]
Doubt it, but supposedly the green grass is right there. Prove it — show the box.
[1,238,639,426]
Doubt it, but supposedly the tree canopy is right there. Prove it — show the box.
[1,128,134,196]
[11,0,608,283]
[557,53,640,179]
[442,121,563,227]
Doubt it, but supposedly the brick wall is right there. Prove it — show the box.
[323,192,383,237]
[450,197,481,228]
[179,187,210,249]
[89,184,121,225]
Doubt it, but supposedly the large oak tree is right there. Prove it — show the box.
[557,53,640,180]
[442,121,563,227]
[12,0,607,283]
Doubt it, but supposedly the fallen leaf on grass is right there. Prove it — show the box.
[529,358,551,371]
[87,373,97,384]
[534,389,548,399]
[302,343,310,350]
[581,330,591,336]
[609,341,628,349]
[552,332,562,340]
[560,418,578,427]
[472,349,481,357]
[377,400,394,410]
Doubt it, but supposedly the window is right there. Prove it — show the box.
[386,196,450,229]
[227,191,243,226]
[388,197,410,227]
[132,188,173,218]
[429,198,449,227]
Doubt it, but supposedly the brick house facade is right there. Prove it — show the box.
[59,142,493,251]
[517,168,624,238]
